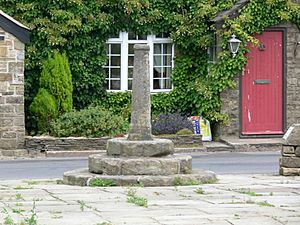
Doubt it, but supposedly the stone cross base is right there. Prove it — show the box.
[280,124,300,176]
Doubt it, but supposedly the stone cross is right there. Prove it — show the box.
[128,44,153,141]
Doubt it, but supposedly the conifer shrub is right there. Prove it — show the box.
[29,88,58,133]
[30,51,73,133]
[50,106,128,137]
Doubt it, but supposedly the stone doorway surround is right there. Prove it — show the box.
[0,11,30,153]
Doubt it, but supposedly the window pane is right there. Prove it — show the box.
[164,67,172,78]
[111,80,120,90]
[153,68,162,78]
[129,44,134,54]
[128,80,132,90]
[111,68,120,78]
[105,44,109,55]
[164,79,172,89]
[163,55,172,66]
[153,79,161,89]
[156,33,170,38]
[128,56,134,66]
[154,56,162,66]
[111,56,120,66]
[111,44,121,54]
[128,68,133,78]
[104,68,109,78]
[154,44,161,54]
[106,80,109,89]
[128,31,136,40]
[138,34,147,40]
[163,44,172,54]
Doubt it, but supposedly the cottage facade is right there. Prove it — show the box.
[0,11,29,151]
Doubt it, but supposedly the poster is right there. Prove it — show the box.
[191,116,212,142]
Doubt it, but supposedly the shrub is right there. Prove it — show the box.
[39,51,73,114]
[29,88,58,133]
[176,128,194,135]
[152,113,194,135]
[30,51,73,133]
[50,106,128,137]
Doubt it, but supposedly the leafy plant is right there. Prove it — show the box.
[126,189,148,208]
[152,113,194,135]
[172,177,200,186]
[89,178,116,187]
[50,106,128,137]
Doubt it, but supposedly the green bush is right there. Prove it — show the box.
[39,51,73,114]
[30,51,73,133]
[50,106,128,137]
[29,88,58,133]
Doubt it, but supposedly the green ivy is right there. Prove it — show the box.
[0,0,299,132]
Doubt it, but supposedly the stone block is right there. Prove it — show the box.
[0,139,17,150]
[0,47,7,57]
[0,73,12,82]
[295,147,300,157]
[89,154,192,176]
[107,138,174,157]
[6,96,23,104]
[0,105,14,113]
[0,118,13,126]
[280,167,300,176]
[282,145,295,154]
[2,131,16,138]
[279,157,300,168]
[283,124,300,146]
[14,117,24,126]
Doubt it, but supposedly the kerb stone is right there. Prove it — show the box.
[279,157,300,168]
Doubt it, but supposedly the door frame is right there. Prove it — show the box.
[239,28,287,138]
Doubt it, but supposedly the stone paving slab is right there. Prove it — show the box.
[0,175,299,225]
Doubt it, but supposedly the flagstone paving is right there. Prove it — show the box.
[0,174,299,225]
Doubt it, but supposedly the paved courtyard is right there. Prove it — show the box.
[0,174,299,225]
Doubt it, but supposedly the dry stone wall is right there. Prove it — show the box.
[0,27,25,150]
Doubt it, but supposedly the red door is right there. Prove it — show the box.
[242,31,283,135]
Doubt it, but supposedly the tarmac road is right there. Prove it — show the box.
[0,151,281,180]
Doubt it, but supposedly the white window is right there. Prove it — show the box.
[104,32,174,92]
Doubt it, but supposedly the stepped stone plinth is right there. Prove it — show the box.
[63,44,216,186]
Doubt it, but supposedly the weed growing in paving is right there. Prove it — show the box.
[97,222,113,225]
[172,177,200,186]
[256,201,275,207]
[126,189,148,208]
[77,200,87,211]
[15,193,24,200]
[89,178,116,187]
[194,188,205,195]
[237,188,263,196]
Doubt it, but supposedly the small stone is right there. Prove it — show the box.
[282,145,295,154]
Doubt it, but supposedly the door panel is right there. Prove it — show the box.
[242,31,283,135]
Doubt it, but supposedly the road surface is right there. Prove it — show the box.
[0,152,281,180]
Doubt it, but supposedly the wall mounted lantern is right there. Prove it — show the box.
[228,34,241,57]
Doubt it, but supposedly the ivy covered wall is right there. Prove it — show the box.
[0,0,299,134]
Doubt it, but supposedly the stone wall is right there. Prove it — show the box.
[25,136,110,152]
[0,27,25,150]
[280,124,300,176]
[220,22,300,137]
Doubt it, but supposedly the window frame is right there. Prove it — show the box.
[105,32,174,92]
